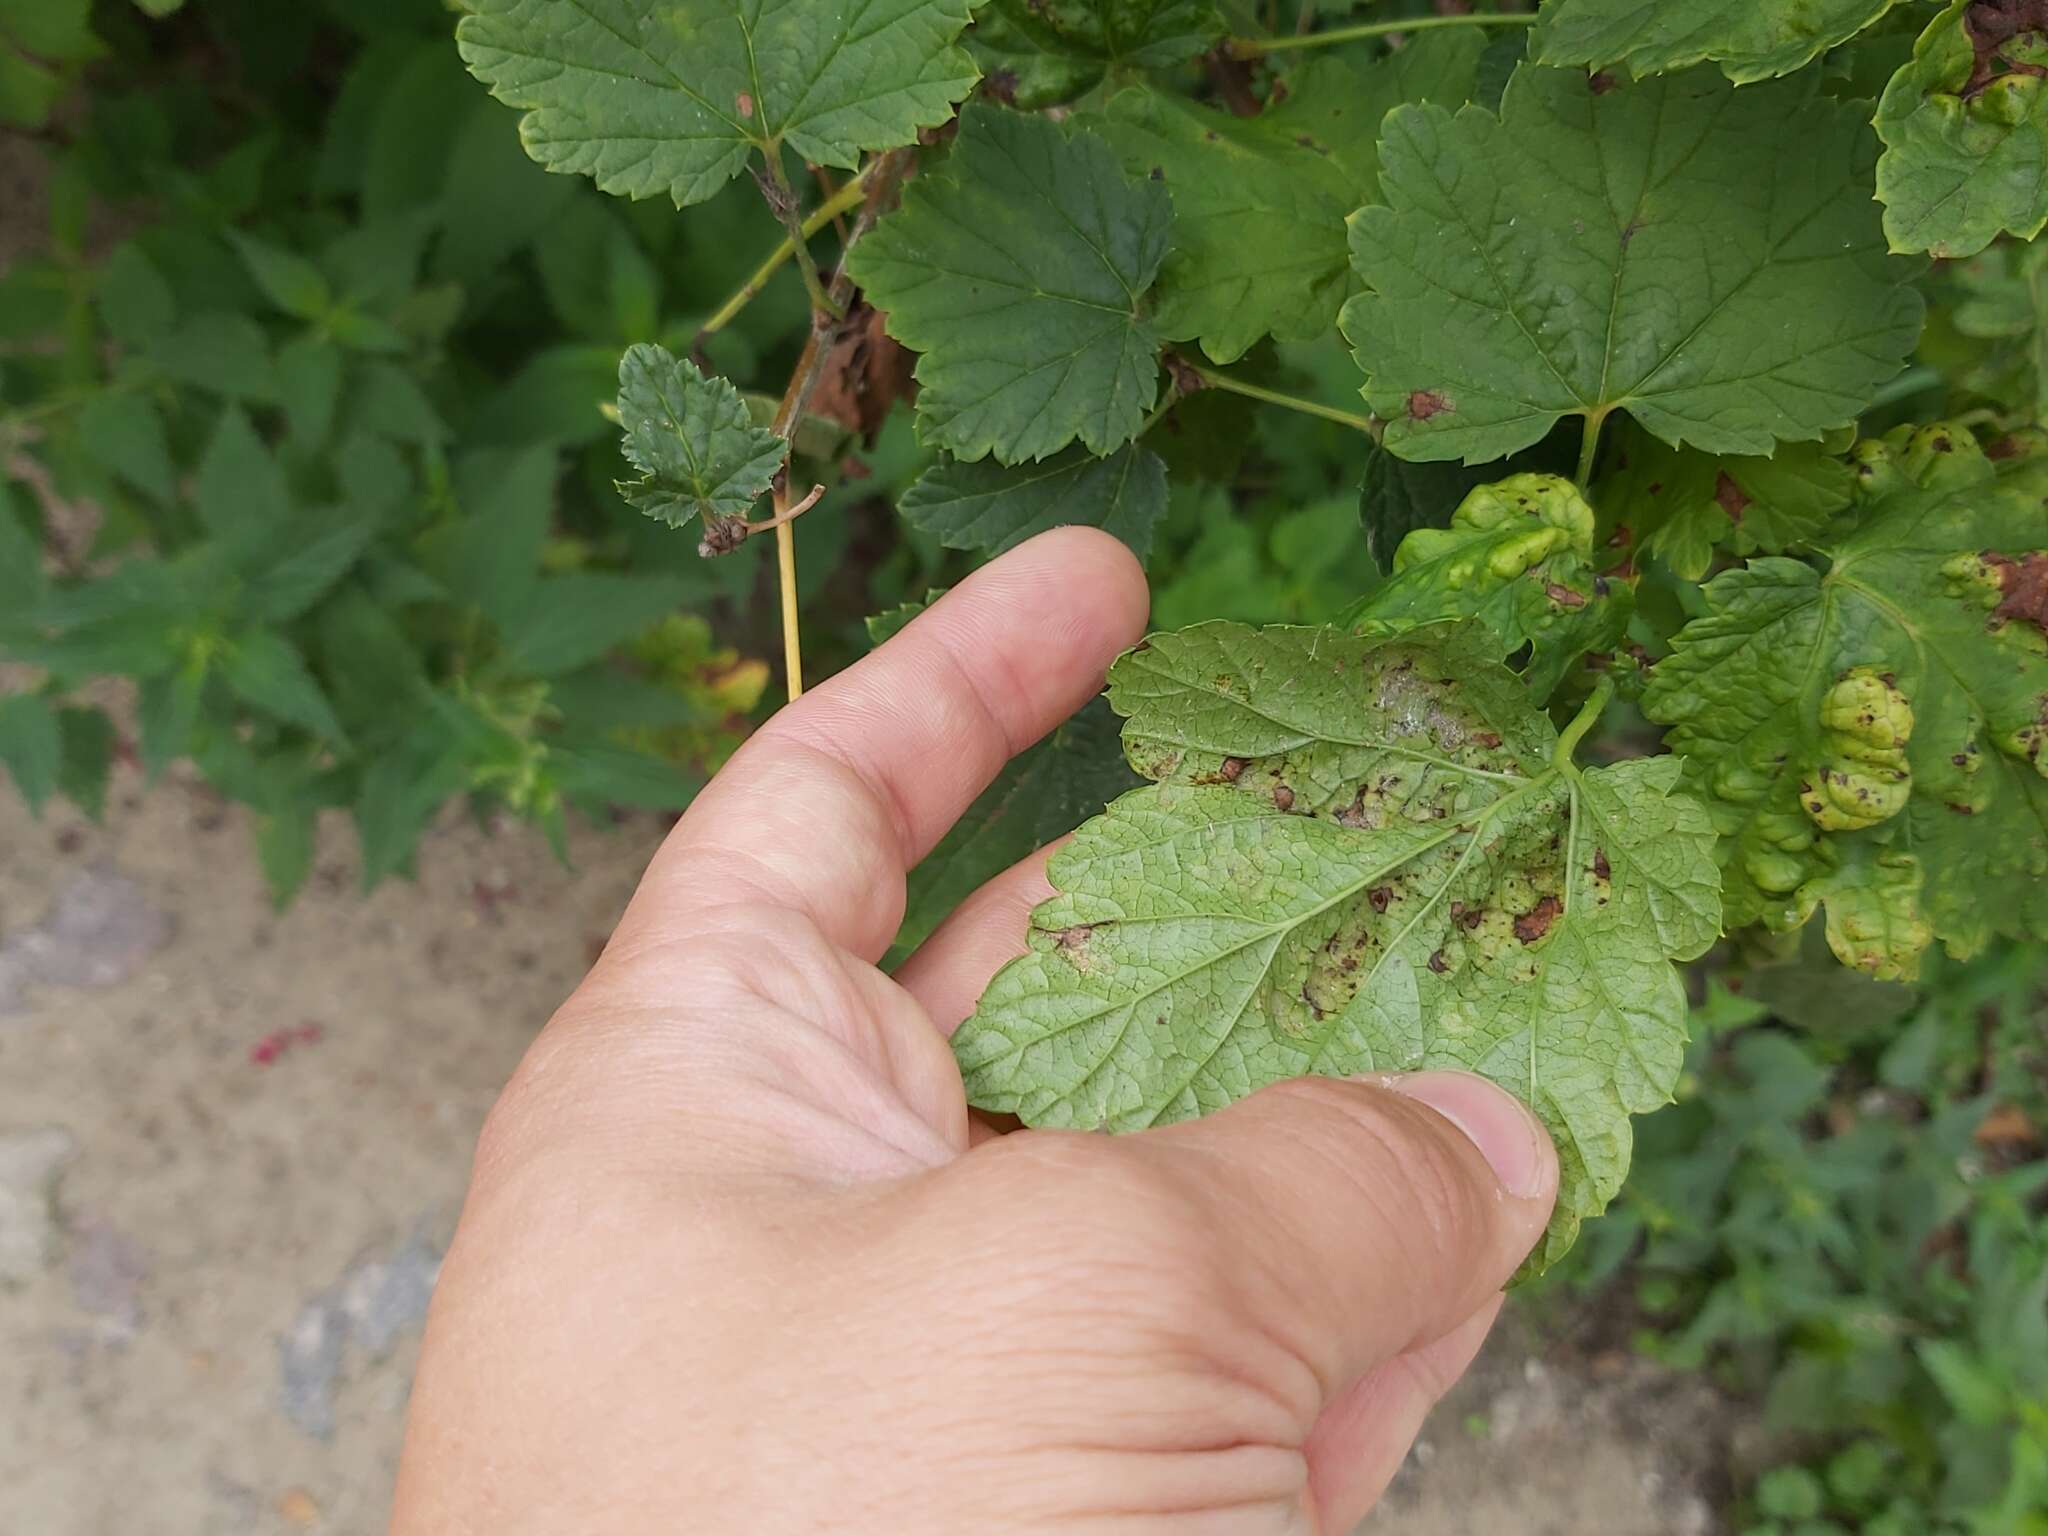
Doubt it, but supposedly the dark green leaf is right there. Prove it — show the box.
[899,443,1168,557]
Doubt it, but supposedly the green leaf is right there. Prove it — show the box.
[1642,423,2048,975]
[0,691,61,812]
[53,707,114,820]
[350,360,447,444]
[457,0,976,206]
[552,740,701,812]
[244,518,381,623]
[1341,66,1922,465]
[501,572,697,677]
[981,0,1221,73]
[276,335,344,447]
[78,390,177,504]
[149,313,278,402]
[899,442,1167,557]
[97,243,176,348]
[892,696,1138,962]
[195,406,291,549]
[255,798,319,908]
[137,660,206,780]
[865,587,946,647]
[1874,0,2048,258]
[228,229,333,319]
[1597,429,1854,582]
[220,630,345,740]
[850,103,1172,464]
[0,482,45,618]
[955,622,1720,1270]
[615,343,785,532]
[1095,34,1481,363]
[1361,429,1579,573]
[1532,0,1904,85]
[1351,474,1630,699]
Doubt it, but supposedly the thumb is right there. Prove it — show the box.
[1131,1071,1558,1398]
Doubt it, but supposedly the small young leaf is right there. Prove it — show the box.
[1532,0,1903,85]
[255,798,320,909]
[221,630,346,741]
[893,697,1138,962]
[955,622,1721,1270]
[1351,474,1629,699]
[850,104,1173,464]
[899,443,1168,557]
[865,588,946,648]
[79,390,177,504]
[458,0,976,206]
[1643,423,2048,973]
[195,405,292,551]
[1875,0,2048,257]
[615,343,784,532]
[1343,66,1923,464]
[1094,32,1480,363]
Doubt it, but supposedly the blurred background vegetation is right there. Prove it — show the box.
[0,4,2042,1533]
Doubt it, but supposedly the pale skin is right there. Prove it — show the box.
[389,527,1559,1536]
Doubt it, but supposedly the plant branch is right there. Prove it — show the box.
[763,148,912,701]
[1229,11,1535,56]
[752,150,846,323]
[1184,359,1379,433]
[698,166,874,345]
[746,482,826,533]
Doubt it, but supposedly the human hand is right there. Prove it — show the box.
[389,528,1559,1536]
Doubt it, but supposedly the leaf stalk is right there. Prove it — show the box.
[1553,674,1616,774]
[1184,360,1379,433]
[1229,11,1536,57]
[698,166,875,345]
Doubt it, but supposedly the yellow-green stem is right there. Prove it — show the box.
[700,167,873,341]
[1190,361,1378,433]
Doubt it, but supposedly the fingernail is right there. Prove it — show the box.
[1380,1070,1553,1200]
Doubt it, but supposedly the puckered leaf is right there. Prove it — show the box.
[1359,429,1580,572]
[1351,474,1630,699]
[1597,427,1854,581]
[899,443,1167,556]
[955,622,1721,1270]
[457,0,977,206]
[892,697,1138,962]
[615,343,785,531]
[1342,66,1923,465]
[1875,0,2048,257]
[850,103,1172,464]
[1095,32,1480,363]
[1533,0,1903,84]
[1643,423,2048,977]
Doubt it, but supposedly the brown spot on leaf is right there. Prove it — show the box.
[735,90,755,119]
[1474,731,1502,749]
[1987,550,2048,631]
[1368,886,1393,914]
[1220,756,1248,782]
[1272,784,1296,812]
[1593,849,1611,881]
[1589,70,1619,94]
[1055,924,1097,952]
[1428,948,1449,974]
[1545,582,1588,610]
[1514,895,1563,944]
[1949,802,1980,814]
[1962,1,2048,96]
[1407,389,1451,422]
[1714,471,1750,524]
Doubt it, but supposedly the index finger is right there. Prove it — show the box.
[614,527,1150,961]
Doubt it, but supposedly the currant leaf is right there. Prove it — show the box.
[1533,0,1904,85]
[1342,66,1923,465]
[954,622,1721,1271]
[1643,424,2048,977]
[1095,32,1481,364]
[1350,474,1629,699]
[980,0,1222,74]
[1875,0,2048,257]
[899,443,1168,557]
[1597,427,1854,581]
[457,0,977,206]
[850,103,1172,463]
[615,344,785,532]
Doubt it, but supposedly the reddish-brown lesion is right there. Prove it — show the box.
[1962,0,2048,97]
[1986,550,2048,630]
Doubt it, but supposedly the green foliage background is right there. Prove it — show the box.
[2,1,2044,1530]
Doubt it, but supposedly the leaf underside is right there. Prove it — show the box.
[899,442,1168,557]
[956,622,1721,1271]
